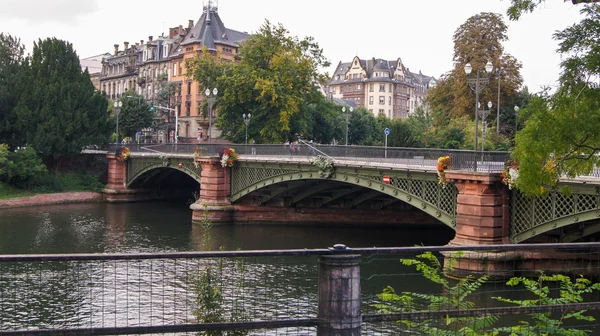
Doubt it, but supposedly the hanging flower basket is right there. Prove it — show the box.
[219,148,239,167]
[437,155,451,186]
[310,155,335,179]
[115,147,130,163]
[501,160,519,190]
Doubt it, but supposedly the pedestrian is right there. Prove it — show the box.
[251,140,257,155]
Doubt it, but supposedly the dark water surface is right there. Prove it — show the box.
[0,201,455,334]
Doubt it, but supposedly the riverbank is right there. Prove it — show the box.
[0,192,104,209]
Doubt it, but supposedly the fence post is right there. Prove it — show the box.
[318,244,361,336]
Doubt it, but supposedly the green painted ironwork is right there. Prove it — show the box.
[230,161,458,228]
[511,186,600,243]
[126,155,202,187]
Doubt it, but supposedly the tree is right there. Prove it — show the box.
[507,0,600,21]
[154,81,179,136]
[115,91,153,139]
[13,38,110,170]
[512,5,600,195]
[0,33,25,147]
[427,13,523,127]
[187,21,330,143]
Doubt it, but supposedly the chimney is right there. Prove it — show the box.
[179,25,185,35]
[169,27,176,38]
[114,44,119,56]
[188,20,194,29]
[124,41,129,50]
[148,36,153,42]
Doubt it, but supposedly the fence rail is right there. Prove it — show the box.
[107,144,511,173]
[3,242,600,335]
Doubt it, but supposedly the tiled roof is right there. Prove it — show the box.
[181,8,249,49]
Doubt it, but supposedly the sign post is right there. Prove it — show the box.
[384,128,390,159]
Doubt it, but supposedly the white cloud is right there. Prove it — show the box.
[0,0,99,25]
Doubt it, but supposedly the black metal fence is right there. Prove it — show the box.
[3,243,600,335]
[107,144,511,173]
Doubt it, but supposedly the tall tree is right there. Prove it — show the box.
[507,0,600,20]
[512,4,600,195]
[0,33,25,147]
[115,92,153,139]
[427,13,523,127]
[186,20,330,143]
[14,38,110,169]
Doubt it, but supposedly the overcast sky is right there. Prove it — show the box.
[0,0,585,92]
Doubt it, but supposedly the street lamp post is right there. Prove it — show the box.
[205,88,218,143]
[465,61,494,153]
[514,105,520,133]
[243,113,251,145]
[342,106,353,146]
[496,67,502,135]
[114,101,122,145]
[479,101,493,152]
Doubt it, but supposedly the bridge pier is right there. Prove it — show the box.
[444,171,515,279]
[190,157,235,224]
[103,154,155,203]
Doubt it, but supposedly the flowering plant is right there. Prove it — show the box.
[310,155,335,179]
[437,155,451,186]
[115,147,130,163]
[219,148,239,167]
[501,160,519,190]
[193,146,207,158]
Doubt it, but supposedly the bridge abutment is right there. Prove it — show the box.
[445,171,515,279]
[190,157,235,224]
[103,154,155,203]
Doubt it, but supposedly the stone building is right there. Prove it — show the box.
[80,53,110,91]
[170,2,249,142]
[328,56,437,118]
[99,0,249,143]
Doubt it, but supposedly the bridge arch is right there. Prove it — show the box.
[511,188,600,243]
[126,156,201,187]
[230,163,458,228]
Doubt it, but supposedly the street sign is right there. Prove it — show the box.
[383,176,391,184]
[384,128,390,136]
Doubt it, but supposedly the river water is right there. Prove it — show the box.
[0,201,456,334]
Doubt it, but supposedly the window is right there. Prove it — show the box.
[369,84,374,92]
[379,84,385,92]
[355,84,361,91]
[187,82,192,95]
[340,86,344,93]
[369,96,374,105]
[369,109,373,113]
[378,109,385,116]
[331,86,336,93]
[163,44,169,57]
[389,97,392,105]
[389,84,392,92]
[379,96,385,104]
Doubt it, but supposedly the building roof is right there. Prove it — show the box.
[181,4,249,49]
[80,53,110,74]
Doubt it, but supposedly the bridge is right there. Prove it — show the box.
[103,143,600,247]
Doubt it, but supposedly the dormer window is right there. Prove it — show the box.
[143,49,148,61]
[163,44,169,57]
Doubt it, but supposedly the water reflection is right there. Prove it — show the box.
[0,201,455,334]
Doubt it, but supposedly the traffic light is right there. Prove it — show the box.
[149,105,155,112]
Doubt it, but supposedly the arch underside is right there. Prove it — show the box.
[511,189,600,243]
[126,157,201,187]
[230,165,458,228]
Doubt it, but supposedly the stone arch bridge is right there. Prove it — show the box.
[103,144,600,245]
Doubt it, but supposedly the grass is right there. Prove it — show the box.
[0,172,105,200]
[0,183,37,200]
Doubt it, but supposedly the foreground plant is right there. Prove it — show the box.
[375,251,498,335]
[493,274,600,335]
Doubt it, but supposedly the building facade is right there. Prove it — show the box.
[99,1,248,143]
[328,56,437,118]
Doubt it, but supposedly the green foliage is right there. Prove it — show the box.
[0,33,25,147]
[375,252,498,335]
[506,0,593,21]
[512,5,600,196]
[187,21,329,143]
[2,147,47,188]
[114,91,153,138]
[348,107,379,145]
[0,144,7,176]
[310,155,335,178]
[493,273,600,335]
[13,38,110,166]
